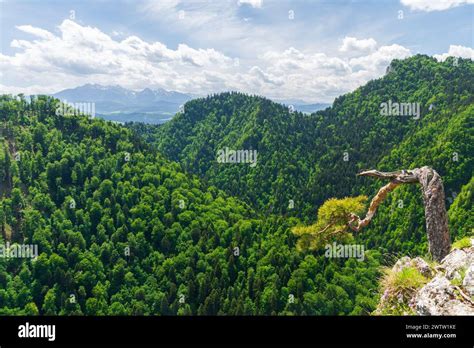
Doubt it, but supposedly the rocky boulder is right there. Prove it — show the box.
[376,238,474,315]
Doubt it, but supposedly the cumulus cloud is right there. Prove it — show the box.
[253,44,411,101]
[400,0,474,11]
[16,25,56,40]
[339,37,377,55]
[238,0,263,8]
[0,21,420,102]
[349,44,411,71]
[1,20,235,95]
[434,45,474,61]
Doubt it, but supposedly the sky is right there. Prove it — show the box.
[0,0,473,103]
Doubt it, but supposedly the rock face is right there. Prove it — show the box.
[441,248,471,279]
[463,264,474,297]
[416,275,473,315]
[376,239,474,315]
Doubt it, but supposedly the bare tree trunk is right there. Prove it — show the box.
[350,166,451,261]
[413,167,451,262]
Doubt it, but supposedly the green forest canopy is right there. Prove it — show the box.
[0,55,472,315]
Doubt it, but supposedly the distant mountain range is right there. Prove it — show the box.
[52,84,331,124]
[52,84,194,124]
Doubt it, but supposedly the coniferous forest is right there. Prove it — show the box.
[0,55,472,316]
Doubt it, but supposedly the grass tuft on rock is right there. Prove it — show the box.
[451,237,473,250]
[375,266,430,315]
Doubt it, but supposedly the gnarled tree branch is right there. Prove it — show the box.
[348,180,401,231]
[348,166,451,261]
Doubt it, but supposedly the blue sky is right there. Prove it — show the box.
[1,0,473,102]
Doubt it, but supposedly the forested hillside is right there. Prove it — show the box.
[0,55,471,316]
[0,95,380,315]
[133,55,473,257]
[361,102,473,256]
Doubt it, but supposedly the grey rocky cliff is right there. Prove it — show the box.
[376,238,474,315]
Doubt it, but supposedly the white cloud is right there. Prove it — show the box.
[349,44,411,71]
[434,45,474,61]
[0,20,427,103]
[16,25,56,40]
[339,37,378,56]
[1,20,235,95]
[400,0,474,11]
[251,44,411,102]
[238,0,263,8]
[0,83,61,95]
